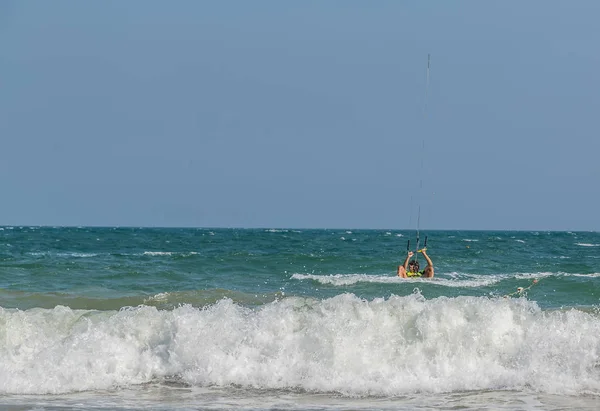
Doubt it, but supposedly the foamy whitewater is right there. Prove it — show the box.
[1,227,600,410]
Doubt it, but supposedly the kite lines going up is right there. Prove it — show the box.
[407,54,431,263]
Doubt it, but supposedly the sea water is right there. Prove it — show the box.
[1,227,599,410]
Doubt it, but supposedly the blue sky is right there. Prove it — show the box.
[1,1,599,230]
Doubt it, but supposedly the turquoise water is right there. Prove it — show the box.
[1,227,600,410]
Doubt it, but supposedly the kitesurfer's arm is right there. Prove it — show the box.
[421,248,434,278]
[397,251,413,278]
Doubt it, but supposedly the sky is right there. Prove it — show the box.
[1,1,599,230]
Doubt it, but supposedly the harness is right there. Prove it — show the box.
[406,270,424,278]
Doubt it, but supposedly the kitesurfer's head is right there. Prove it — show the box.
[408,260,419,272]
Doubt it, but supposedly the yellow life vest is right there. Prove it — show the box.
[406,270,424,277]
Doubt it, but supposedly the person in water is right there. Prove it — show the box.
[397,249,434,278]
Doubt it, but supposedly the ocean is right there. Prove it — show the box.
[1,226,599,410]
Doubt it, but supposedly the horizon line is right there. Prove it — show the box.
[1,225,596,233]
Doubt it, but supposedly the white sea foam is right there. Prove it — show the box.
[1,295,599,396]
[514,272,554,280]
[576,243,600,247]
[292,273,403,286]
[145,292,171,302]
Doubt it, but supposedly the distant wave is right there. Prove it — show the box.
[27,252,98,258]
[141,251,198,257]
[291,273,501,288]
[570,272,600,278]
[26,251,200,258]
[291,271,591,288]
